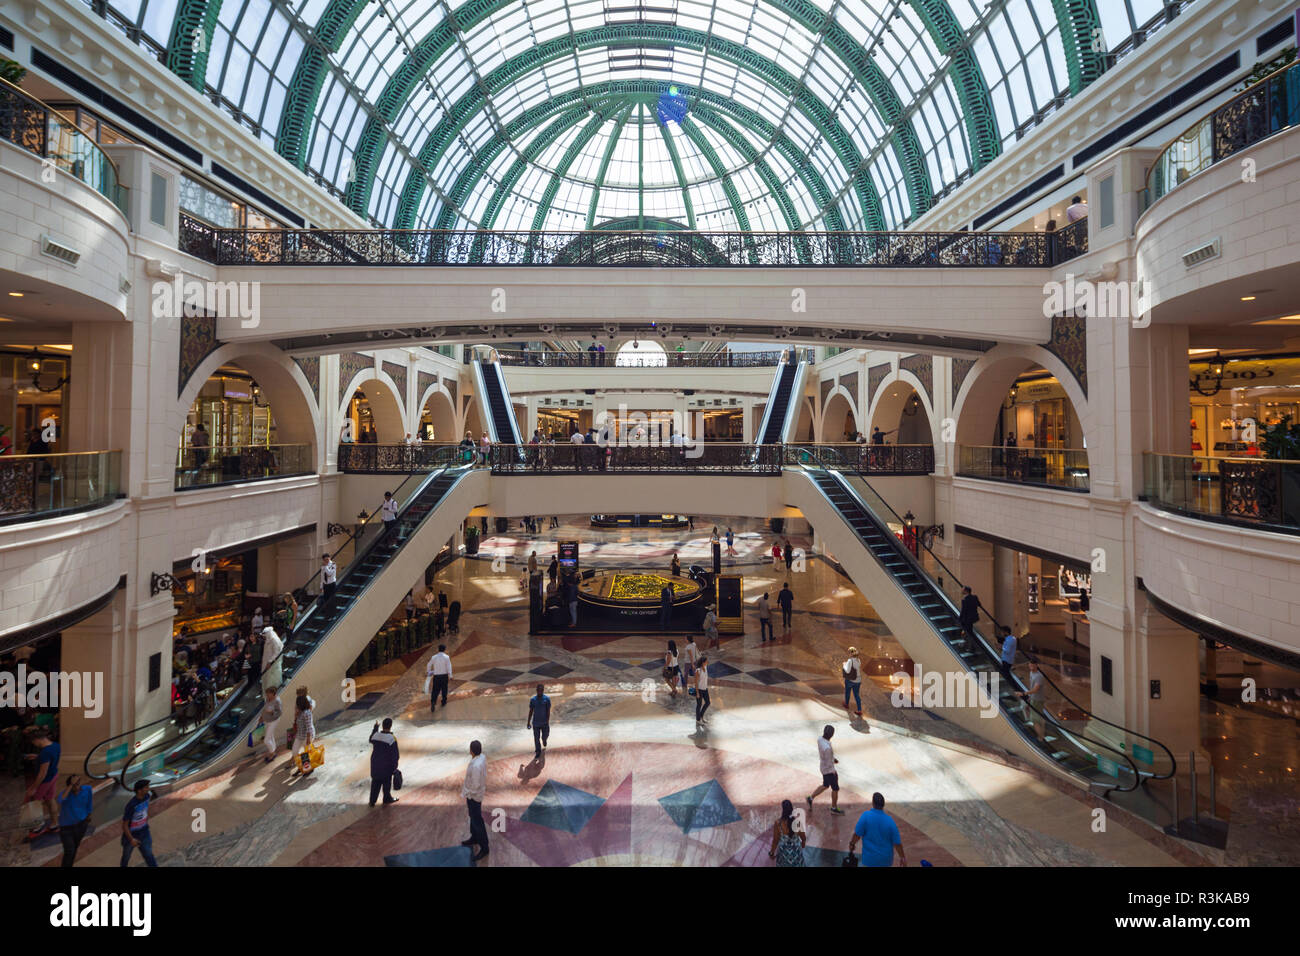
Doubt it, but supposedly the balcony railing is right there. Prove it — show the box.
[0,450,123,524]
[957,445,1090,492]
[489,442,784,474]
[0,78,127,214]
[493,347,814,368]
[337,442,467,474]
[174,443,314,489]
[178,215,1087,268]
[1143,452,1300,533]
[787,443,935,475]
[1144,60,1300,209]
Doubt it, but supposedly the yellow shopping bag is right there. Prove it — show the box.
[307,743,325,768]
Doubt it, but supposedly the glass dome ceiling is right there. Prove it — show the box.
[96,0,1182,230]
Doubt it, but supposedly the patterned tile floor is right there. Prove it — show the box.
[9,518,1296,867]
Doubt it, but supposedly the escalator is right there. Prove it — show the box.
[471,358,523,445]
[86,453,480,790]
[755,356,808,445]
[789,449,1175,794]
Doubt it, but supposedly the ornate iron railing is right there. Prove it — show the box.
[337,442,467,473]
[1143,452,1300,532]
[0,78,127,214]
[488,442,783,474]
[786,443,934,475]
[178,214,1087,267]
[1145,60,1300,209]
[174,443,314,489]
[492,347,814,368]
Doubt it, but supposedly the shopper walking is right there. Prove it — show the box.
[694,655,711,724]
[725,526,737,556]
[664,640,681,697]
[783,537,794,572]
[427,643,453,710]
[769,799,806,866]
[290,693,316,776]
[259,687,283,763]
[703,603,720,650]
[119,779,158,867]
[806,725,844,815]
[669,552,681,578]
[1020,659,1047,739]
[756,591,773,643]
[368,718,400,806]
[843,647,863,716]
[260,626,283,691]
[56,775,93,868]
[849,792,906,867]
[23,728,60,839]
[660,583,674,629]
[460,740,489,861]
[526,684,551,758]
[380,490,400,540]
[682,637,699,696]
[778,582,794,631]
[565,576,579,626]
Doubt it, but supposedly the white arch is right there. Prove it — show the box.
[338,365,407,442]
[816,386,860,443]
[416,383,458,442]
[174,342,323,473]
[951,344,1091,450]
[868,368,938,446]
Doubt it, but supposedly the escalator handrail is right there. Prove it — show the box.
[83,457,450,785]
[110,462,474,788]
[802,444,1176,779]
[799,454,1146,791]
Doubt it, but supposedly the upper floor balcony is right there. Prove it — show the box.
[0,450,123,527]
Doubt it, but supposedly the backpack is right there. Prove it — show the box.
[843,659,859,682]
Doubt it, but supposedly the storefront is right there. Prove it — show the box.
[169,550,263,640]
[700,408,744,441]
[999,374,1081,449]
[345,389,379,442]
[537,406,592,439]
[0,347,71,454]
[1188,352,1300,457]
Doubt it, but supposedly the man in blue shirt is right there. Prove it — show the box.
[999,626,1018,683]
[850,792,906,867]
[120,779,158,867]
[527,684,551,758]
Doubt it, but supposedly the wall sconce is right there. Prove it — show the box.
[150,572,179,597]
[27,348,70,393]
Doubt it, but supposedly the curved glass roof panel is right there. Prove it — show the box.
[90,0,1195,229]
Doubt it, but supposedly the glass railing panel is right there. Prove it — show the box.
[0,450,122,522]
[956,445,1089,491]
[1143,452,1300,530]
[174,443,314,489]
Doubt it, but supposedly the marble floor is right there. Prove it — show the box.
[9,518,1294,867]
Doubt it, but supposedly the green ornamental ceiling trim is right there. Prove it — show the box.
[396,80,851,233]
[656,120,695,230]
[587,103,636,230]
[906,0,1001,170]
[473,94,802,247]
[1051,0,1107,93]
[165,0,224,92]
[276,0,372,168]
[384,28,884,232]
[678,117,751,235]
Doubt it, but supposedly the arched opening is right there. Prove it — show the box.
[616,339,668,367]
[870,383,932,446]
[956,354,1089,490]
[820,391,858,443]
[792,397,815,443]
[343,377,404,443]
[418,388,457,443]
[177,357,316,489]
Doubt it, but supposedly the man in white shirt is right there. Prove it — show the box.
[251,607,264,632]
[682,638,699,696]
[320,553,338,603]
[459,739,489,861]
[806,725,844,815]
[427,643,453,710]
[1065,195,1088,222]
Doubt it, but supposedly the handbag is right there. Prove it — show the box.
[841,852,859,868]
[392,768,403,791]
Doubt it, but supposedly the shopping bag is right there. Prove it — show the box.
[307,743,325,768]
[423,675,432,695]
[393,768,403,791]
[246,722,265,748]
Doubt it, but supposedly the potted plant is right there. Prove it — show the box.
[464,524,480,555]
